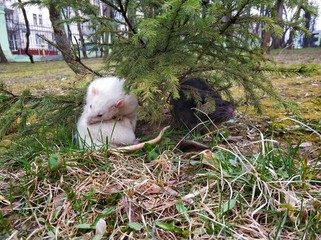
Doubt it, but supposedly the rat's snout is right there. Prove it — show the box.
[87,117,95,125]
[87,113,104,124]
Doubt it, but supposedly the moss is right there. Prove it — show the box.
[235,59,321,146]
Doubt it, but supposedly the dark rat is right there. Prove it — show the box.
[171,78,237,130]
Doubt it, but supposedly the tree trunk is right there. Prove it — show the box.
[271,0,284,49]
[260,6,271,53]
[286,29,295,48]
[102,5,112,57]
[286,3,304,49]
[48,4,92,75]
[303,11,311,48]
[0,44,8,63]
[255,6,264,37]
[61,8,73,41]
[75,10,88,59]
[262,31,271,53]
[18,0,34,63]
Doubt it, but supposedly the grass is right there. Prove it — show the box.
[1,128,320,239]
[0,58,105,94]
[1,50,321,239]
[0,58,104,83]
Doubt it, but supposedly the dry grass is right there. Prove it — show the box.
[1,123,321,239]
[1,50,321,239]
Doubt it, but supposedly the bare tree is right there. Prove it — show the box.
[18,0,34,63]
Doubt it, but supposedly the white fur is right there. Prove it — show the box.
[77,114,136,149]
[77,76,138,149]
[84,77,138,130]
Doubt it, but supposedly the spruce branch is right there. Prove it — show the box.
[162,0,187,53]
[0,83,84,146]
[261,63,320,77]
[219,0,251,34]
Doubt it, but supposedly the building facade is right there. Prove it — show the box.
[4,0,57,56]
[0,0,108,61]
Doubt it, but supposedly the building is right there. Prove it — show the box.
[4,0,58,56]
[0,0,108,61]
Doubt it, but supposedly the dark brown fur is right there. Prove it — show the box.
[171,78,237,130]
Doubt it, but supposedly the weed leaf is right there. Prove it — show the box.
[221,198,237,214]
[48,153,60,171]
[155,222,182,234]
[128,222,142,231]
[101,206,116,216]
[176,202,190,223]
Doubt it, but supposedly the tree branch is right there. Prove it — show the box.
[116,0,137,34]
[38,34,102,77]
[219,0,251,34]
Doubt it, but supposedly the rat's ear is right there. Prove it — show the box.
[115,98,125,108]
[91,86,99,95]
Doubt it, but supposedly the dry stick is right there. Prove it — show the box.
[111,126,171,152]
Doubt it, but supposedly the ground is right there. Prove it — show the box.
[0,49,321,239]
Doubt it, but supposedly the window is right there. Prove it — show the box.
[5,12,15,29]
[5,12,13,21]
[38,14,43,26]
[33,14,37,25]
[9,34,18,51]
[36,34,45,46]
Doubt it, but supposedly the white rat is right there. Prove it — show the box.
[77,76,169,150]
[77,113,170,150]
[84,76,138,130]
[77,115,136,149]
